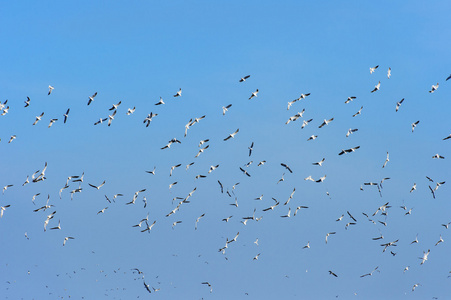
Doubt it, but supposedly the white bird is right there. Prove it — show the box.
[395,98,404,112]
[48,85,54,95]
[2,184,13,194]
[429,83,439,93]
[302,241,310,249]
[208,164,219,174]
[338,146,360,155]
[222,104,232,115]
[248,89,259,100]
[33,112,45,125]
[107,110,117,126]
[325,232,336,244]
[371,81,381,93]
[304,175,314,181]
[387,67,391,79]
[63,108,70,123]
[48,119,58,128]
[0,205,11,218]
[346,128,358,137]
[126,107,136,115]
[253,253,261,260]
[224,128,239,141]
[412,283,420,292]
[382,152,389,168]
[419,249,430,265]
[109,101,121,111]
[312,158,325,166]
[88,180,106,190]
[173,88,182,97]
[369,65,379,74]
[319,118,334,128]
[435,235,444,246]
[195,213,205,230]
[87,92,97,105]
[239,75,250,82]
[316,175,327,183]
[63,237,75,246]
[353,106,363,117]
[301,118,313,129]
[432,154,445,159]
[155,97,165,105]
[141,220,156,233]
[143,112,158,127]
[280,208,291,218]
[307,135,317,141]
[195,145,209,158]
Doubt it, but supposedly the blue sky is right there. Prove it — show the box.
[1,1,451,299]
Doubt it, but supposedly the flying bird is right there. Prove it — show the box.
[387,67,391,79]
[382,152,389,168]
[239,167,251,177]
[239,75,250,82]
[48,85,54,95]
[312,158,325,166]
[63,109,70,123]
[280,163,293,173]
[33,112,45,125]
[109,101,121,111]
[411,120,420,132]
[319,118,334,128]
[173,88,182,97]
[369,65,379,74]
[346,128,358,137]
[222,104,232,115]
[155,97,165,105]
[248,89,259,100]
[24,97,30,107]
[87,92,97,105]
[338,146,360,155]
[248,142,254,157]
[48,119,58,128]
[371,81,381,93]
[395,98,404,112]
[224,129,239,141]
[126,107,136,115]
[429,83,439,93]
[344,96,356,104]
[353,106,363,117]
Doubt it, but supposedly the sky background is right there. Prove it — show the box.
[1,0,451,299]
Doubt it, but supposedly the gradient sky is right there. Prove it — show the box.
[1,1,451,299]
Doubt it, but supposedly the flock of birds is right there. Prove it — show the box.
[1,66,451,299]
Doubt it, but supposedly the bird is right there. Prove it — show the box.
[316,175,327,183]
[97,207,108,215]
[296,93,311,101]
[63,109,70,123]
[222,104,232,115]
[395,98,404,112]
[222,216,233,222]
[224,129,239,141]
[88,181,106,190]
[87,92,97,105]
[429,83,439,93]
[302,241,310,249]
[369,65,379,74]
[186,162,195,171]
[280,208,291,218]
[107,110,117,126]
[325,232,336,244]
[253,253,261,260]
[126,107,136,115]
[346,128,358,137]
[48,119,58,128]
[446,74,451,81]
[307,135,317,141]
[338,146,360,155]
[24,97,31,107]
[371,81,381,93]
[208,165,219,174]
[344,96,356,104]
[48,85,54,95]
[94,118,107,125]
[145,166,156,175]
[201,282,212,293]
[410,234,419,244]
[141,220,156,233]
[143,112,158,127]
[170,164,182,176]
[301,118,313,128]
[248,142,254,157]
[319,118,334,128]
[248,89,259,100]
[412,283,420,292]
[435,235,444,246]
[387,67,391,79]
[169,182,178,189]
[382,152,389,168]
[411,120,420,132]
[109,101,121,110]
[419,249,430,265]
[360,266,379,278]
[239,75,250,82]
[294,205,308,216]
[432,154,445,159]
[195,213,205,230]
[173,88,182,97]
[410,183,416,193]
[63,237,75,246]
[155,97,165,105]
[0,205,11,218]
[33,112,45,125]
[50,220,62,230]
[353,106,363,117]
[143,281,152,293]
[280,163,293,173]
[195,145,209,158]
[443,134,451,140]
[2,184,13,195]
[328,270,338,277]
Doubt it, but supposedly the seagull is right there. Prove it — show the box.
[208,164,219,174]
[88,180,106,190]
[387,67,391,79]
[169,182,178,189]
[429,83,439,93]
[296,93,311,101]
[446,74,451,81]
[254,238,259,246]
[172,221,182,229]
[48,119,58,128]
[222,104,232,115]
[304,175,314,181]
[353,106,363,117]
[63,109,70,123]
[2,184,13,194]
[224,129,239,141]
[307,135,317,141]
[294,205,308,216]
[141,220,156,233]
[87,92,97,105]
[170,164,181,176]
[338,146,360,155]
[319,118,334,128]
[222,216,233,222]
[109,101,121,111]
[48,85,54,95]
[155,97,165,105]
[411,120,419,132]
[432,154,445,159]
[316,175,327,183]
[94,118,107,125]
[410,183,416,193]
[201,282,212,293]
[280,163,293,173]
[195,213,205,230]
[344,96,356,104]
[301,118,313,129]
[380,239,399,252]
[63,237,75,246]
[262,199,279,211]
[143,281,152,293]
[410,234,419,244]
[443,134,451,140]
[403,266,409,273]
[186,162,195,171]
[239,75,250,82]
[441,222,450,229]
[173,88,182,97]
[126,107,136,115]
[195,145,209,158]
[33,112,45,125]
[97,207,108,215]
[143,112,158,127]
[239,167,251,177]
[435,235,444,246]
[280,207,291,218]
[107,110,117,126]
[287,100,297,110]
[395,98,404,112]
[412,283,420,292]
[253,253,261,260]
[419,249,430,265]
[248,142,254,157]
[24,97,31,107]
[382,152,389,168]
[328,270,338,277]
[346,128,358,137]
[369,65,379,74]
[145,166,156,175]
[0,205,11,218]
[360,266,379,278]
[248,89,259,100]
[302,241,310,249]
[325,232,336,244]
[50,220,62,230]
[371,81,381,93]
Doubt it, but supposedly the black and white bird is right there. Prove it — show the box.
[307,135,318,141]
[126,107,136,115]
[353,106,363,117]
[395,98,404,112]
[107,110,117,126]
[174,88,182,97]
[329,270,338,277]
[33,112,45,125]
[429,83,439,93]
[48,85,54,95]
[346,128,358,137]
[387,67,391,79]
[382,152,389,168]
[88,180,106,190]
[63,109,70,123]
[48,119,58,128]
[411,120,420,132]
[432,154,445,159]
[338,146,360,155]
[239,75,250,82]
[222,104,232,115]
[248,89,259,100]
[109,101,121,111]
[248,142,254,156]
[239,167,251,177]
[301,118,313,129]
[24,97,30,107]
[312,158,325,166]
[371,81,381,93]
[87,92,97,105]
[63,236,75,246]
[155,97,165,105]
[369,65,379,74]
[345,96,356,104]
[224,129,239,141]
[319,118,334,128]
[143,112,158,127]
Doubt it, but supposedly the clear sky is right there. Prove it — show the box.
[1,1,451,299]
